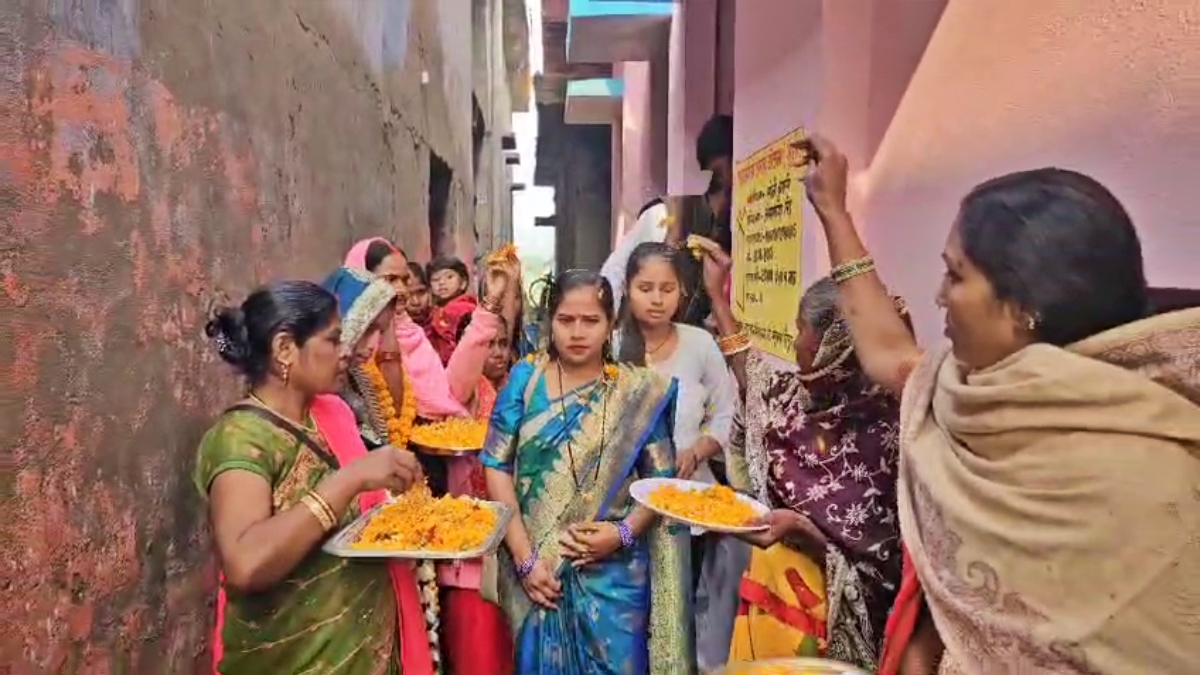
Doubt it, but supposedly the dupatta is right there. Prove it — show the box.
[894,308,1200,673]
[344,237,471,419]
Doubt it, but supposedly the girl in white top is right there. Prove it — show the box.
[614,241,745,671]
[614,241,735,478]
[602,200,670,316]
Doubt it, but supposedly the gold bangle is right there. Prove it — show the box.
[831,256,875,284]
[718,332,750,354]
[717,332,739,347]
[719,336,749,353]
[722,342,752,357]
[309,490,339,525]
[299,495,333,531]
[300,493,337,531]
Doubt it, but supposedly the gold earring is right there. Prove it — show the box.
[280,362,291,385]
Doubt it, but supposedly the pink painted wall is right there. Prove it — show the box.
[733,0,1200,343]
[612,96,626,244]
[715,0,736,115]
[666,0,717,196]
[615,60,667,239]
[617,61,651,239]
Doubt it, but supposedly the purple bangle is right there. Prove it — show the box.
[616,521,635,549]
[515,551,538,579]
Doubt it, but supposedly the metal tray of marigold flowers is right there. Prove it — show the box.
[322,499,513,561]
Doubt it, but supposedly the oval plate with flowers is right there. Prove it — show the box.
[631,478,770,534]
[408,418,487,456]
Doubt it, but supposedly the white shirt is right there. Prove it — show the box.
[644,324,736,484]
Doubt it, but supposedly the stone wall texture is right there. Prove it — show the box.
[0,0,504,670]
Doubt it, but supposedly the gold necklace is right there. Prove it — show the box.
[248,394,318,434]
[644,325,675,365]
[556,361,609,505]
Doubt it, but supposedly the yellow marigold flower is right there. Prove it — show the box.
[648,484,757,528]
[352,488,498,553]
[409,418,488,450]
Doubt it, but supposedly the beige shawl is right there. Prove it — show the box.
[898,308,1200,674]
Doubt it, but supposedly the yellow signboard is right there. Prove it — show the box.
[731,127,806,360]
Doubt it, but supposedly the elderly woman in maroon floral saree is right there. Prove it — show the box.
[722,276,909,670]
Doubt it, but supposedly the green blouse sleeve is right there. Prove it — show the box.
[193,411,283,497]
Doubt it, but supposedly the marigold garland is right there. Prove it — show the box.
[484,242,520,266]
[362,358,417,447]
[359,356,441,670]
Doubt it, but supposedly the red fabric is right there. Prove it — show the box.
[426,295,479,364]
[738,575,827,639]
[211,395,434,675]
[878,546,924,675]
[475,378,497,421]
[441,589,514,675]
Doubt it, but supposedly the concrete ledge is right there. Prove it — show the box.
[567,0,671,63]
[565,78,624,124]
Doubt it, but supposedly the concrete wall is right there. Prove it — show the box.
[555,120,613,272]
[665,0,716,197]
[611,0,722,243]
[472,0,517,259]
[0,0,513,669]
[732,0,1200,344]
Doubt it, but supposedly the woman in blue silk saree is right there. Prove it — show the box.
[482,271,693,675]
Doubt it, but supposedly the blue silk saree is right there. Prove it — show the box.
[482,358,694,675]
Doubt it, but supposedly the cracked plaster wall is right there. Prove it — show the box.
[0,0,500,670]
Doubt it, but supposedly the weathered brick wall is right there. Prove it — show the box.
[0,0,487,670]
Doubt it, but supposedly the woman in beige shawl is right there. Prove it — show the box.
[781,135,1200,674]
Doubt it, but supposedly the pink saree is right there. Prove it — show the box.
[343,238,502,419]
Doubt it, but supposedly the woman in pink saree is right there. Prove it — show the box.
[345,237,517,674]
[795,135,1200,674]
[344,237,507,418]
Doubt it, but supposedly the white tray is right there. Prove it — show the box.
[322,499,513,560]
[630,477,770,534]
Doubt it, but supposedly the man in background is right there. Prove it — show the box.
[601,114,735,317]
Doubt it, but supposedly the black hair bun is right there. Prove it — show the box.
[205,306,252,369]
